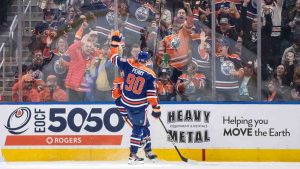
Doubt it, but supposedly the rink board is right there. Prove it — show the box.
[3,149,300,162]
[1,103,300,162]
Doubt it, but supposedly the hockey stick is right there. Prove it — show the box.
[159,117,189,163]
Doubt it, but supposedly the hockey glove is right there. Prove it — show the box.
[111,30,122,47]
[152,106,161,118]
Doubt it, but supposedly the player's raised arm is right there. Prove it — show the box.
[109,30,127,70]
[109,30,121,62]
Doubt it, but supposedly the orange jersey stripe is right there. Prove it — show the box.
[147,98,158,107]
[121,95,147,105]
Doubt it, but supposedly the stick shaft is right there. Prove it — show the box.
[159,118,188,162]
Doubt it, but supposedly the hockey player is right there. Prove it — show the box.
[110,30,161,164]
[112,72,155,150]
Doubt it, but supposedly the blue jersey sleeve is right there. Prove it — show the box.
[110,47,128,71]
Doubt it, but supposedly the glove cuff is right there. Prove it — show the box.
[111,44,119,48]
[152,106,160,109]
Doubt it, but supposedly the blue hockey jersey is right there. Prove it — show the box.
[215,54,243,91]
[110,48,158,111]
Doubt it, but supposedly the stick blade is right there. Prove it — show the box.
[186,159,199,165]
[181,157,199,165]
[181,157,188,162]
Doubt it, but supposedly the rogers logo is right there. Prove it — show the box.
[46,137,54,144]
[5,107,31,134]
[46,136,82,145]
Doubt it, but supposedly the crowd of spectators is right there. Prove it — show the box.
[11,0,300,102]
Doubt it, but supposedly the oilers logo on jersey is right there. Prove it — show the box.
[106,11,115,26]
[220,60,235,76]
[184,81,196,94]
[54,60,67,74]
[170,36,182,49]
[135,6,149,21]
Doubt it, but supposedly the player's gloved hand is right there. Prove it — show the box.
[152,106,161,118]
[111,30,122,47]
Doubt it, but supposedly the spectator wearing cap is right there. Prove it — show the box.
[40,75,68,102]
[29,9,59,53]
[215,37,244,101]
[216,17,238,42]
[12,73,43,102]
[43,9,59,28]
[239,61,257,101]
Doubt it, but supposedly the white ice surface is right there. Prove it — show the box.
[0,161,300,169]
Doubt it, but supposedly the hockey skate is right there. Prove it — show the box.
[128,152,144,165]
[141,137,151,149]
[145,150,158,162]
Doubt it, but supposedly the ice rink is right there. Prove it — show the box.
[1,161,300,169]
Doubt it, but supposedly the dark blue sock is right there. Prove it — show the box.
[130,125,143,153]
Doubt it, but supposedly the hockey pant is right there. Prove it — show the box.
[127,109,151,154]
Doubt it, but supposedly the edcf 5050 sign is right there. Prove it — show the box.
[6,107,125,134]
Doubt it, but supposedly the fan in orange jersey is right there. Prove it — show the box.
[12,73,43,102]
[176,62,206,101]
[157,14,194,83]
